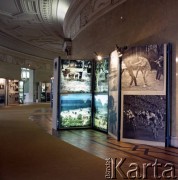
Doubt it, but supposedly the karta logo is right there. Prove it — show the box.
[105,158,177,179]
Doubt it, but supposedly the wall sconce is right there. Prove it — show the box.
[94,52,102,61]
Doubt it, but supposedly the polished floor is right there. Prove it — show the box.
[0,103,105,180]
[30,104,178,179]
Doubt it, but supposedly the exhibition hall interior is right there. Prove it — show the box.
[0,0,178,179]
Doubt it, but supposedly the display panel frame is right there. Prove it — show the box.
[108,49,121,139]
[120,43,171,147]
[93,93,109,132]
[58,59,94,130]
[93,57,109,132]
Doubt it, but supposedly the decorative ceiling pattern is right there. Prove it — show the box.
[0,0,126,60]
[0,46,53,71]
[0,0,71,59]
[64,0,127,39]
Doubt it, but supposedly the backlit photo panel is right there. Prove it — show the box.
[60,60,92,93]
[94,58,109,93]
[60,94,92,128]
[94,94,108,131]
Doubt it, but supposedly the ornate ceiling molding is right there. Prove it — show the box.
[0,45,53,71]
[0,0,71,58]
[0,30,62,60]
[63,0,127,39]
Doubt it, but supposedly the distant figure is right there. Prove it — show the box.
[155,55,164,80]
[133,56,151,87]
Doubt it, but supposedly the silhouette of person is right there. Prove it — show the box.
[155,55,164,80]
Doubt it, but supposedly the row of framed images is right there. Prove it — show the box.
[54,43,171,146]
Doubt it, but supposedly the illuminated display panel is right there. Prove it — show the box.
[94,58,109,93]
[0,78,6,105]
[60,60,92,93]
[94,94,108,131]
[60,93,92,128]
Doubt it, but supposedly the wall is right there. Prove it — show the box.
[0,48,53,103]
[0,61,21,80]
[70,0,178,146]
[0,47,53,83]
[35,69,53,83]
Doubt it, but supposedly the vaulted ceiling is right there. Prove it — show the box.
[0,0,71,59]
[0,0,127,61]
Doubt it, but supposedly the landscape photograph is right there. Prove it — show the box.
[94,94,108,131]
[60,93,92,128]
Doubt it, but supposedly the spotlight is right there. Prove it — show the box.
[94,52,102,61]
[97,55,102,60]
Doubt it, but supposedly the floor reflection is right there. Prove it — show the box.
[29,108,52,134]
[30,107,178,178]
